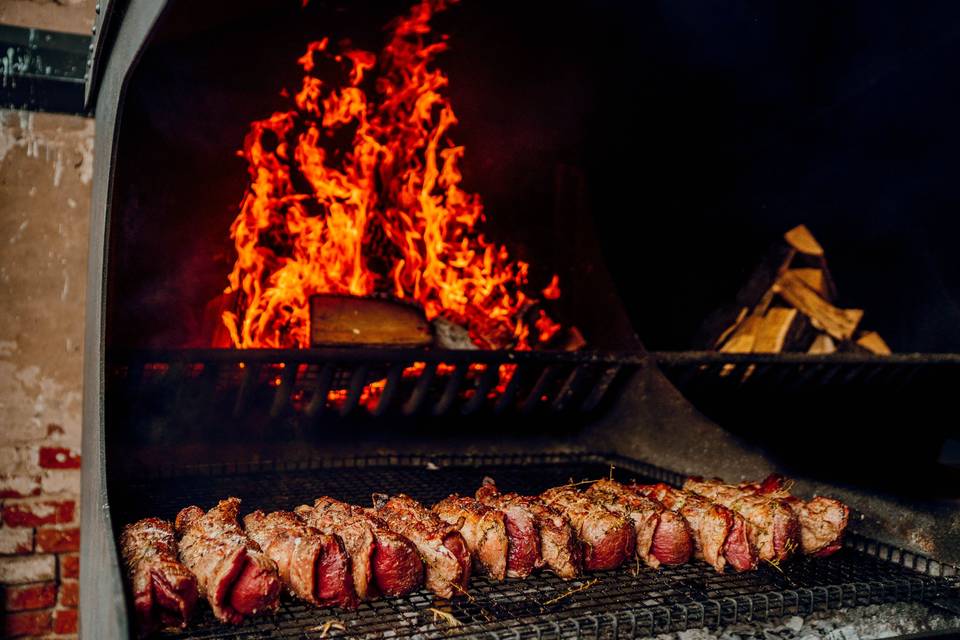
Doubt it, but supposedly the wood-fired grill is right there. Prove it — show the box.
[81,1,960,638]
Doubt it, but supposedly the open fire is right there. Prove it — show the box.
[221,0,562,350]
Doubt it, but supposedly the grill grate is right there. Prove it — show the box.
[111,454,959,639]
[107,350,640,433]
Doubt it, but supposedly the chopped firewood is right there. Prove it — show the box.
[855,331,891,355]
[784,224,824,256]
[807,334,837,354]
[773,271,863,342]
[310,295,432,347]
[788,268,830,300]
[719,315,761,353]
[753,307,809,353]
[713,307,749,349]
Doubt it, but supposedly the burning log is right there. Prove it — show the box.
[309,295,432,347]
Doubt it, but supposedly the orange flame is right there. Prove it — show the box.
[222,0,560,350]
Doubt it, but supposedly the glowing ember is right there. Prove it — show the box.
[221,0,561,350]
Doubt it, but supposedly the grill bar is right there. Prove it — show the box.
[110,453,959,640]
[106,349,641,432]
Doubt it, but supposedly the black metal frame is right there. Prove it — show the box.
[0,25,91,115]
[109,452,959,640]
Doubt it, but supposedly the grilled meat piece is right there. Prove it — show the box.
[370,494,471,598]
[433,495,509,580]
[540,487,635,571]
[683,477,801,563]
[475,479,581,579]
[744,474,849,557]
[631,483,757,572]
[587,479,693,568]
[120,517,198,635]
[242,510,357,609]
[174,498,280,624]
[295,497,423,599]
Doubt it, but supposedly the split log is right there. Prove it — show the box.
[854,331,892,355]
[807,334,837,354]
[772,271,863,342]
[788,268,830,300]
[309,295,433,347]
[719,315,761,353]
[753,307,809,353]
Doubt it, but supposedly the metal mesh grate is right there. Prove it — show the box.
[111,454,958,639]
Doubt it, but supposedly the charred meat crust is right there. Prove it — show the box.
[433,495,509,580]
[242,510,357,609]
[475,480,582,579]
[743,475,850,557]
[540,487,635,571]
[587,479,693,568]
[370,493,471,599]
[295,497,423,599]
[174,499,281,624]
[683,478,801,563]
[120,517,198,635]
[630,483,758,572]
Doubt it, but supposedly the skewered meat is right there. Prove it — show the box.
[540,487,635,571]
[587,479,693,568]
[242,510,357,609]
[475,479,581,579]
[370,494,471,598]
[631,483,757,572]
[744,474,849,557]
[295,497,423,599]
[174,498,281,624]
[120,518,198,635]
[433,495,509,580]
[683,477,801,563]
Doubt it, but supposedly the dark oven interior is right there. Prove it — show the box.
[84,0,960,638]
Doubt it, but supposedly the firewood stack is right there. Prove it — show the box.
[700,225,891,355]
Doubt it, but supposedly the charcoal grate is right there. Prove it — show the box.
[111,454,959,639]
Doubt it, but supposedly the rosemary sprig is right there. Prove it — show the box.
[428,607,463,627]
[541,578,599,606]
[308,620,345,638]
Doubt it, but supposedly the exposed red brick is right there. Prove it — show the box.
[59,580,79,608]
[36,528,80,553]
[59,554,79,579]
[53,608,78,635]
[3,609,52,637]
[2,500,75,527]
[3,582,57,611]
[38,447,81,470]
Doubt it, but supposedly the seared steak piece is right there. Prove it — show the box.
[120,517,198,635]
[540,487,635,571]
[743,474,850,557]
[631,483,757,572]
[295,497,423,599]
[174,498,280,624]
[369,494,471,598]
[684,477,801,563]
[475,480,581,579]
[587,479,693,568]
[242,510,357,609]
[433,495,509,580]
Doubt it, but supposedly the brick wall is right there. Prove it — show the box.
[0,0,95,627]
[0,7,94,640]
[0,108,92,638]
